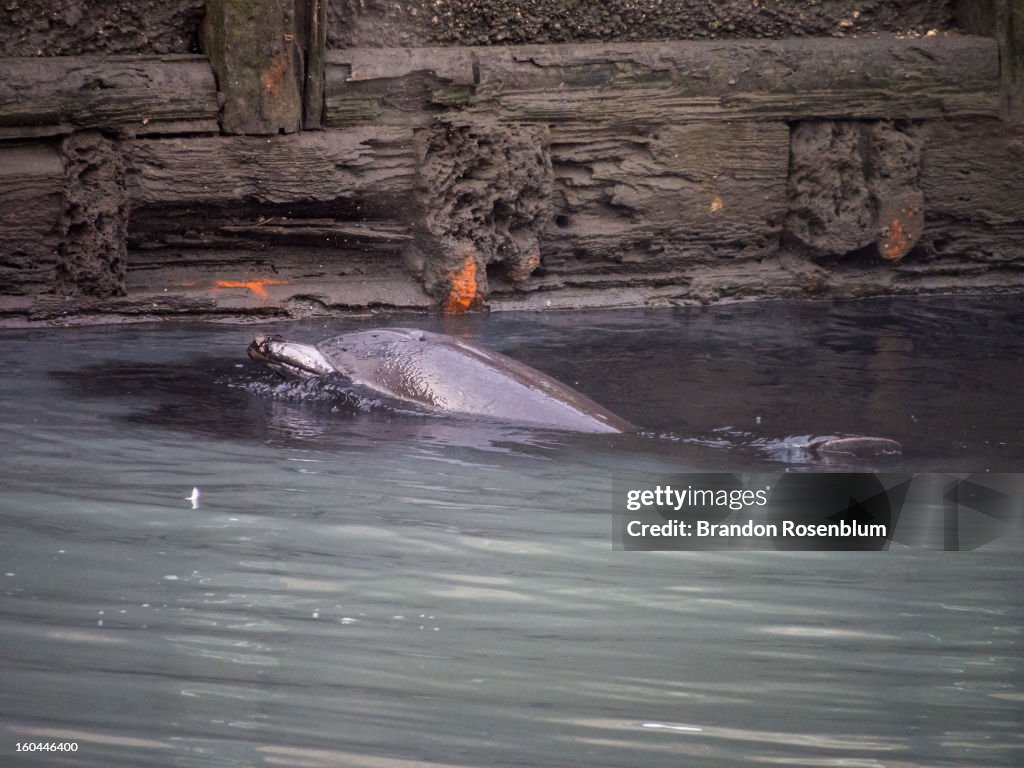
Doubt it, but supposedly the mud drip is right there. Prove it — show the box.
[56,131,129,297]
[402,116,553,310]
[785,120,924,262]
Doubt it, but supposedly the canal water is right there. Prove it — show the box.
[1,296,1021,767]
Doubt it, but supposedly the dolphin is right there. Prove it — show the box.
[247,327,902,456]
[248,327,634,434]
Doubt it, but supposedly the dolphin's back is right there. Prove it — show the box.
[316,328,632,433]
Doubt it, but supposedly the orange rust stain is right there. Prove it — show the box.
[261,56,286,97]
[174,280,199,288]
[214,279,285,298]
[881,208,915,261]
[443,253,480,314]
[710,195,724,214]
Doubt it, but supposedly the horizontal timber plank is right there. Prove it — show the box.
[921,119,1024,223]
[0,55,220,138]
[324,35,1000,126]
[328,47,475,85]
[0,143,63,294]
[125,128,416,209]
[918,119,1024,262]
[543,121,790,268]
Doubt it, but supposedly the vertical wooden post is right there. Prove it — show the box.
[959,0,1024,122]
[202,0,303,135]
[299,0,328,129]
[955,0,997,35]
[998,0,1024,122]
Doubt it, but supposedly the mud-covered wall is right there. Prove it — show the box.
[328,0,958,47]
[1,0,1022,325]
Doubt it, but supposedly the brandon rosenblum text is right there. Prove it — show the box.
[625,519,888,539]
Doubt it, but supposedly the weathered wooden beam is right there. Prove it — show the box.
[0,56,219,139]
[0,143,63,295]
[473,37,992,93]
[998,0,1024,122]
[125,128,414,207]
[120,116,791,293]
[540,122,791,274]
[123,128,416,251]
[483,36,999,123]
[956,0,1024,123]
[324,47,475,128]
[324,35,1000,128]
[919,119,1024,262]
[202,0,303,135]
[299,0,329,128]
[329,47,476,84]
[922,119,1024,223]
[956,0,998,35]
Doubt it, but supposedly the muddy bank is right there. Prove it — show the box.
[0,0,961,58]
[0,0,204,57]
[328,0,958,48]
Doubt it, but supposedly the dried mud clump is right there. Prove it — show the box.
[57,132,129,297]
[403,117,553,311]
[785,121,924,262]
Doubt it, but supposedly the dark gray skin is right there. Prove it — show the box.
[248,327,635,434]
[247,327,903,455]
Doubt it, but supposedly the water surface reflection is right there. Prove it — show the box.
[1,297,1021,767]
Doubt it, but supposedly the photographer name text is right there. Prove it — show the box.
[624,519,888,539]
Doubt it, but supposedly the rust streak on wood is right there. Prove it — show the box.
[202,0,303,135]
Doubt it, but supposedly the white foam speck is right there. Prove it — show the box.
[642,723,702,733]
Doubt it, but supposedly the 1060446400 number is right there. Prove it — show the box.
[16,742,78,752]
